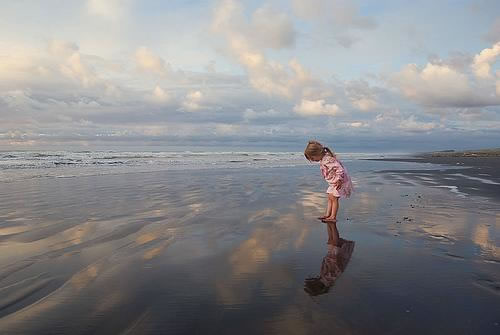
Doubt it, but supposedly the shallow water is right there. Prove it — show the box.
[0,159,498,334]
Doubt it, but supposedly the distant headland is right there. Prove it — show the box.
[421,148,500,158]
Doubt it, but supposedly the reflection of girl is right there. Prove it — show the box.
[304,223,355,296]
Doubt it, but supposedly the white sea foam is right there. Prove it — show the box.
[432,185,468,197]
[417,176,435,181]
[0,151,309,182]
[0,151,428,183]
[449,173,500,185]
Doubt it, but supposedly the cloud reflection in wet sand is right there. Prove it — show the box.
[0,166,499,334]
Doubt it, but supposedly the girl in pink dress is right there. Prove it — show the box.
[304,140,353,223]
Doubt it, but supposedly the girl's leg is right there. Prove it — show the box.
[326,221,334,244]
[327,221,340,246]
[322,195,339,222]
[318,195,333,219]
[331,196,339,220]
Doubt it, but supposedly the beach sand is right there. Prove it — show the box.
[367,154,500,201]
[0,159,499,334]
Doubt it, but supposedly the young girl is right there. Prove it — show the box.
[304,140,353,223]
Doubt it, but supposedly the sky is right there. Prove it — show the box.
[1,0,500,152]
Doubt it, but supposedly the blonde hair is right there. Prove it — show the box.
[304,140,335,161]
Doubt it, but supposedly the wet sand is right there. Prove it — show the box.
[367,156,500,201]
[0,162,499,334]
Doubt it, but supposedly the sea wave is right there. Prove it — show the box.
[0,151,401,183]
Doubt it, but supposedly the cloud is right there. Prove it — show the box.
[48,40,79,57]
[212,0,326,100]
[293,99,340,116]
[87,0,130,20]
[393,63,469,106]
[214,123,242,135]
[149,85,171,104]
[340,121,369,128]
[351,97,377,111]
[135,47,170,76]
[471,42,500,78]
[182,90,204,111]
[60,52,98,88]
[291,0,324,19]
[291,0,377,47]
[392,42,500,108]
[213,0,295,50]
[243,108,291,124]
[345,79,380,111]
[251,5,296,49]
[397,115,439,133]
[2,1,500,150]
[392,63,500,107]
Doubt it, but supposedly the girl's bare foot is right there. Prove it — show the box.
[318,215,329,220]
[321,217,337,223]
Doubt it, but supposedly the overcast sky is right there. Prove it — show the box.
[1,0,499,152]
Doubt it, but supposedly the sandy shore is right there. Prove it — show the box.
[366,150,500,201]
[0,161,498,334]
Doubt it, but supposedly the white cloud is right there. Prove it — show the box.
[393,63,472,107]
[182,90,204,111]
[2,1,500,149]
[397,115,438,132]
[292,0,374,27]
[60,52,98,88]
[291,0,376,47]
[48,40,79,57]
[375,109,401,124]
[243,108,287,122]
[135,47,170,75]
[0,49,39,81]
[472,42,500,79]
[149,85,170,104]
[346,121,368,128]
[251,5,296,49]
[87,0,130,20]
[351,97,377,111]
[293,99,340,116]
[214,123,241,135]
[345,79,380,111]
[393,42,500,107]
[212,0,323,99]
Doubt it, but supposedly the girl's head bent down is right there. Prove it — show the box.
[304,140,335,162]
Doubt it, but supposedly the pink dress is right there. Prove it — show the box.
[320,239,355,288]
[320,154,353,197]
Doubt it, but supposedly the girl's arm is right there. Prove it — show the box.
[325,158,344,185]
